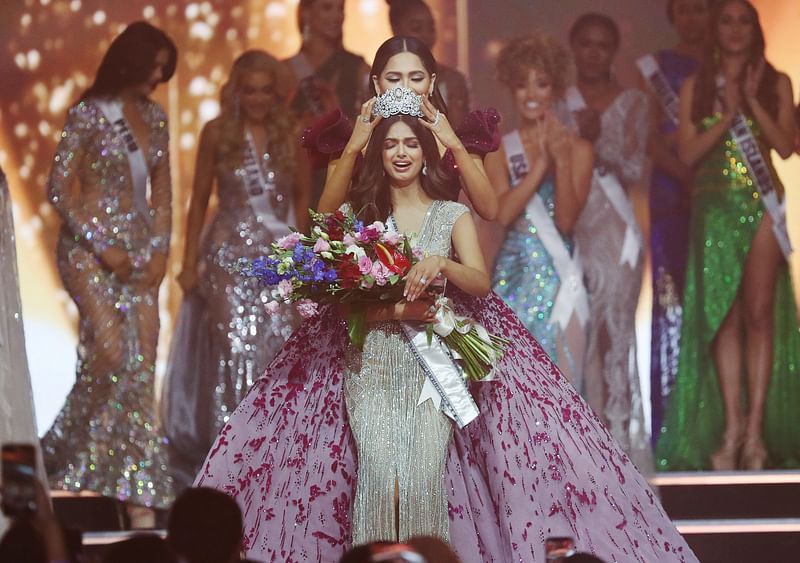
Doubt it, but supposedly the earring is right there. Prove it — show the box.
[422,161,428,176]
[303,23,311,43]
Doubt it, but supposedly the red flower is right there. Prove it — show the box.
[325,210,346,241]
[336,258,362,288]
[375,243,411,276]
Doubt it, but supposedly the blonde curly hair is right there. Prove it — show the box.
[217,50,296,178]
[495,33,572,97]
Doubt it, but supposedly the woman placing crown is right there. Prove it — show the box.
[310,35,500,222]
[195,71,697,563]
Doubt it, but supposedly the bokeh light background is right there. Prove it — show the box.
[1,0,797,440]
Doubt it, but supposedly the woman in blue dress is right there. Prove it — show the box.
[486,34,594,386]
[639,0,708,444]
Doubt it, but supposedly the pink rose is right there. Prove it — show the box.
[342,233,357,247]
[370,260,392,286]
[381,230,401,245]
[412,247,424,261]
[276,232,302,250]
[357,255,373,275]
[277,279,293,299]
[358,221,385,242]
[264,301,280,314]
[296,299,319,319]
[313,237,331,253]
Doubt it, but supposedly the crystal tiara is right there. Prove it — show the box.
[372,86,424,118]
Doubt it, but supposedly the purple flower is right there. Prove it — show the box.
[296,299,319,319]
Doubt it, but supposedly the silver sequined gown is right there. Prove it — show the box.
[561,90,653,472]
[163,151,298,492]
[344,200,468,545]
[40,98,173,508]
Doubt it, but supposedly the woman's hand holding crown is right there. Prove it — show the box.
[419,97,462,151]
[345,98,383,155]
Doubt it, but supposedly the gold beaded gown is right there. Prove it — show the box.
[344,200,468,545]
[40,98,173,507]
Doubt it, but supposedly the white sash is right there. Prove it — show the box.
[243,130,291,229]
[562,88,642,267]
[729,114,793,258]
[714,76,792,258]
[636,54,680,127]
[402,322,480,429]
[95,99,151,227]
[502,130,590,329]
[383,215,480,428]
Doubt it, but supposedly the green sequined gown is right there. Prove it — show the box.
[656,115,800,470]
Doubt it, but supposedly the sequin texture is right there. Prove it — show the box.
[163,149,298,491]
[41,98,173,507]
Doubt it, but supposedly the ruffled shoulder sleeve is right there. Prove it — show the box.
[300,109,354,168]
[455,108,501,157]
[440,107,502,175]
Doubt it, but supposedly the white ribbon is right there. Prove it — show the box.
[243,130,292,229]
[95,99,151,227]
[714,75,792,258]
[502,130,590,329]
[561,89,643,268]
[637,54,680,127]
[593,168,642,268]
[402,321,480,429]
[728,114,793,259]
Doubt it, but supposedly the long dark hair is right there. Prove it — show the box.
[82,21,176,100]
[691,0,779,123]
[369,36,448,114]
[347,115,451,224]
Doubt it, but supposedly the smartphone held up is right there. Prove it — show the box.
[1,443,38,517]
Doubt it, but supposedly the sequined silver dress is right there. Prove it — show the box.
[40,98,173,508]
[163,152,298,492]
[561,90,653,472]
[0,168,41,534]
[344,200,468,545]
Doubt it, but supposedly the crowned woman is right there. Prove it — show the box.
[196,85,697,563]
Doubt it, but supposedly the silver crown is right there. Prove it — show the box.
[372,86,424,118]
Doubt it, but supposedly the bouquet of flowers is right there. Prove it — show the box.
[240,208,507,381]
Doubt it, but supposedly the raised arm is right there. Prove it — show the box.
[550,130,594,236]
[678,75,735,165]
[486,143,548,228]
[419,98,498,221]
[176,120,217,292]
[746,68,796,159]
[317,99,380,213]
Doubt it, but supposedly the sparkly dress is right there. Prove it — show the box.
[163,149,299,492]
[648,50,699,446]
[656,115,800,470]
[562,90,652,471]
[344,200,464,545]
[492,165,585,384]
[40,99,173,508]
[195,219,697,562]
[0,168,41,535]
